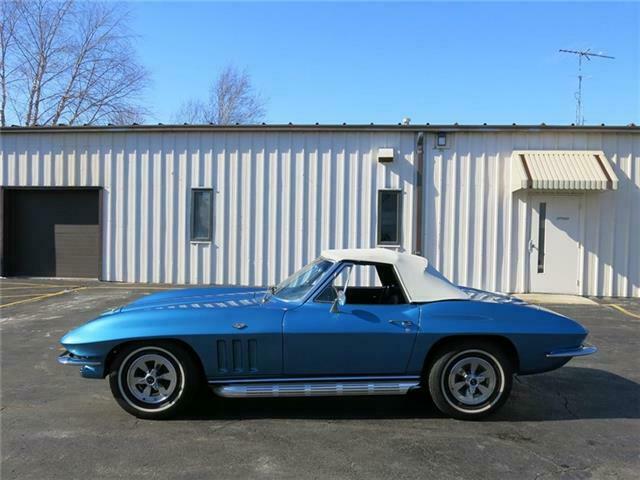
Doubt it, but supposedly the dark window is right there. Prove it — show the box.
[191,189,213,241]
[537,202,546,273]
[378,190,402,245]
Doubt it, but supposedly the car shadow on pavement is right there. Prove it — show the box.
[174,367,640,422]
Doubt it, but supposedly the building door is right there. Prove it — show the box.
[529,195,581,294]
[3,189,101,278]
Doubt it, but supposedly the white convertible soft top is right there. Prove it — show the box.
[321,248,469,303]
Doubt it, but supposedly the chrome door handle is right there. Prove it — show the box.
[232,322,247,329]
[389,320,414,328]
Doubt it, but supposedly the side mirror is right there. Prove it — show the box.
[330,289,346,313]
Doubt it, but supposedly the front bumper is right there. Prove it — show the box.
[545,344,598,358]
[58,351,104,378]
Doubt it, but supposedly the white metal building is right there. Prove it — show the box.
[0,124,638,297]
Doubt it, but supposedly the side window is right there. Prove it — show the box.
[315,263,406,305]
[378,190,402,245]
[349,264,382,287]
[333,265,353,289]
[191,189,213,241]
[315,264,353,303]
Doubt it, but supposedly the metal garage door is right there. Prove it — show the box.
[3,189,101,278]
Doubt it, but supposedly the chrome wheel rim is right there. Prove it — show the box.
[447,356,497,406]
[126,353,178,404]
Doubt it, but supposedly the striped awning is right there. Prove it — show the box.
[511,150,618,192]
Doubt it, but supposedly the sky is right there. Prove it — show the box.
[129,1,639,125]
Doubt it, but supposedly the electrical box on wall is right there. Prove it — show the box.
[377,147,395,163]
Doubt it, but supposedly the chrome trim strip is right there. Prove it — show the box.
[546,345,598,358]
[213,380,420,398]
[57,351,102,366]
[207,375,420,385]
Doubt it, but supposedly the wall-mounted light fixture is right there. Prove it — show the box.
[377,147,395,163]
[436,132,447,148]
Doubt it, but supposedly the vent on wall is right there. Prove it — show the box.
[377,147,395,163]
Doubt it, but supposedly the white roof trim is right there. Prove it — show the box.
[320,248,469,303]
[511,150,618,192]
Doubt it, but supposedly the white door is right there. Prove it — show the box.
[529,195,581,294]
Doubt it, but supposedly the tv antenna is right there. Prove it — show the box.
[559,48,614,125]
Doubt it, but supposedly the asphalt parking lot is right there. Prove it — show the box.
[1,279,639,480]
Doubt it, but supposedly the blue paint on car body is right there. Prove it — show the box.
[60,285,590,380]
[58,249,599,420]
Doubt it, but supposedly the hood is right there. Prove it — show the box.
[119,286,266,313]
[61,286,273,348]
[459,287,528,305]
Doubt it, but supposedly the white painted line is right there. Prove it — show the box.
[515,294,598,305]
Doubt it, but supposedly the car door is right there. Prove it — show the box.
[282,263,420,376]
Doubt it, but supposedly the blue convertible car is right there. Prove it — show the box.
[59,249,596,420]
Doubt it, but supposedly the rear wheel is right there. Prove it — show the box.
[427,340,513,420]
[109,342,200,419]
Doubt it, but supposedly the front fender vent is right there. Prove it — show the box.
[216,339,258,374]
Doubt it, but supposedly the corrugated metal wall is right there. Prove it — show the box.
[1,128,638,296]
[422,131,639,297]
[0,130,417,286]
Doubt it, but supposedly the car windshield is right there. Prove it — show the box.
[271,258,334,302]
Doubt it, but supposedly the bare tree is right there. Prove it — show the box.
[174,65,266,124]
[0,0,149,126]
[173,98,206,124]
[0,0,20,127]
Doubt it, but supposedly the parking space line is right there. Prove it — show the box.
[609,304,640,319]
[0,281,70,287]
[0,293,63,298]
[0,287,87,309]
[0,285,82,290]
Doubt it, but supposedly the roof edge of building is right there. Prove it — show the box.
[0,123,638,134]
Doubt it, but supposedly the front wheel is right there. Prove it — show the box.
[427,340,513,420]
[109,342,200,419]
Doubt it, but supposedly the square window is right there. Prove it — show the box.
[377,190,402,245]
[191,189,213,241]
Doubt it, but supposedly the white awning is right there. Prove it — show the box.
[511,150,618,192]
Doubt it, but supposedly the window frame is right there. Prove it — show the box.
[377,189,402,246]
[190,188,213,242]
[314,262,354,304]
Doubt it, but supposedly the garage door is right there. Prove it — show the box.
[3,189,101,278]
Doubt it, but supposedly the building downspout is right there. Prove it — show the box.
[414,132,424,255]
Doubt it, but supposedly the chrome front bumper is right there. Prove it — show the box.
[545,344,598,358]
[57,351,102,366]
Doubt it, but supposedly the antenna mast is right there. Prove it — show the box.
[559,49,614,125]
